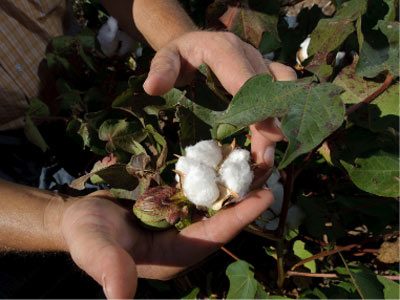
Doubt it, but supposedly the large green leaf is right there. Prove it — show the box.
[341,150,399,197]
[226,260,258,299]
[293,240,316,273]
[377,275,400,299]
[98,119,147,154]
[336,265,384,299]
[308,0,367,56]
[356,20,399,78]
[215,75,345,168]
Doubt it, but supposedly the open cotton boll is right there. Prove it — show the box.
[182,163,220,208]
[97,16,119,57]
[219,149,253,197]
[175,156,198,182]
[185,140,222,169]
[296,36,311,65]
[286,205,305,230]
[117,31,135,56]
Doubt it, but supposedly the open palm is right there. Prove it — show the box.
[61,189,273,298]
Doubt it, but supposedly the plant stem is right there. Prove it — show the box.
[346,73,394,115]
[276,239,286,289]
[291,243,360,271]
[221,246,240,261]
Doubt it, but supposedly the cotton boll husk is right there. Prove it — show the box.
[97,16,119,57]
[219,149,253,197]
[286,205,305,229]
[182,164,220,208]
[185,140,222,169]
[117,31,135,56]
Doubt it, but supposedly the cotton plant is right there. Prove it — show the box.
[133,140,254,229]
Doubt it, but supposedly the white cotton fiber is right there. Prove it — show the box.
[266,169,284,214]
[175,156,198,182]
[117,31,135,56]
[97,16,119,57]
[284,15,299,29]
[296,36,311,65]
[182,163,220,208]
[219,149,253,197]
[185,140,222,169]
[286,205,305,229]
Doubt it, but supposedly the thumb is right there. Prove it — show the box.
[143,45,181,96]
[64,227,137,298]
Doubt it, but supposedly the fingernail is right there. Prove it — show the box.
[102,274,110,299]
[263,146,275,166]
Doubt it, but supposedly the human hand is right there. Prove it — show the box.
[60,188,274,298]
[142,31,296,183]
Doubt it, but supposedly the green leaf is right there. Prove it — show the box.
[308,0,367,57]
[24,115,49,152]
[215,75,345,168]
[341,150,399,197]
[293,240,316,273]
[377,275,400,299]
[181,287,200,299]
[98,119,147,154]
[70,164,138,190]
[177,106,212,148]
[356,20,399,78]
[226,260,258,299]
[27,98,50,117]
[336,265,385,299]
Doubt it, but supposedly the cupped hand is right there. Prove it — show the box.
[61,188,274,298]
[142,31,296,180]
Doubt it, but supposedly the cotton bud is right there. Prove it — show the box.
[133,186,189,229]
[219,149,253,197]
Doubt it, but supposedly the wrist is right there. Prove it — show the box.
[44,193,74,252]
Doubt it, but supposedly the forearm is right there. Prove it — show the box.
[0,180,68,252]
[102,0,197,50]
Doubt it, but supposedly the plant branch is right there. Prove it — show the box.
[346,73,394,115]
[291,244,360,271]
[221,246,240,261]
[286,271,400,281]
[276,240,286,289]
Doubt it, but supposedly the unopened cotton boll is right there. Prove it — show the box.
[182,163,220,208]
[185,140,223,169]
[219,149,253,197]
[286,205,305,230]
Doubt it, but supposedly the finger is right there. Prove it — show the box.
[179,188,274,255]
[264,60,298,81]
[143,45,181,96]
[64,222,137,299]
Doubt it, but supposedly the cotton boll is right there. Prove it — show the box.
[117,31,135,56]
[185,140,222,168]
[175,156,198,182]
[269,182,284,214]
[261,218,280,231]
[219,149,253,197]
[97,16,119,57]
[286,205,305,229]
[296,36,311,65]
[334,51,346,67]
[182,164,220,208]
[266,168,281,186]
